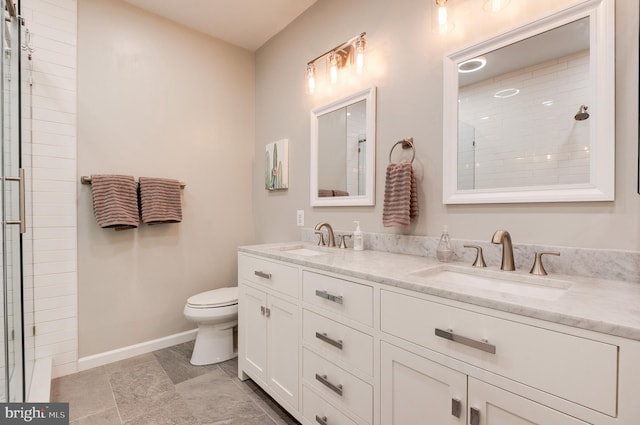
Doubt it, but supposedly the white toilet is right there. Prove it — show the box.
[184,286,238,365]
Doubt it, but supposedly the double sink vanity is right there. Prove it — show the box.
[237,241,640,425]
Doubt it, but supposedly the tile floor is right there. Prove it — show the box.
[51,341,300,425]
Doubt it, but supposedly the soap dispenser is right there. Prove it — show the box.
[353,221,364,251]
[436,225,454,262]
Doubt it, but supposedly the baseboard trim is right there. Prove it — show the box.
[28,357,53,402]
[78,329,197,372]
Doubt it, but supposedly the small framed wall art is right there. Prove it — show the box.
[265,139,289,191]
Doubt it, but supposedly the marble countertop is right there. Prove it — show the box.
[239,242,640,341]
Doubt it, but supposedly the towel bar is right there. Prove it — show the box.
[388,137,415,164]
[80,176,186,189]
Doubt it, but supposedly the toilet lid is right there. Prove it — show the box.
[187,287,238,308]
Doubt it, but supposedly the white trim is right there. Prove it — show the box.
[77,329,197,372]
[27,357,53,402]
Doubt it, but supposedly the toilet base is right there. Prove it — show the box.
[190,322,237,366]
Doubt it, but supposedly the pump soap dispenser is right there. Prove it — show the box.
[353,221,364,251]
[436,225,454,262]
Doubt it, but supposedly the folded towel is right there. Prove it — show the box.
[90,174,139,231]
[139,177,183,225]
[382,160,419,227]
[333,190,349,197]
[318,189,334,197]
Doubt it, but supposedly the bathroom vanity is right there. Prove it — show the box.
[237,243,640,425]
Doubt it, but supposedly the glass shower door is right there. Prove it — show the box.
[1,0,25,402]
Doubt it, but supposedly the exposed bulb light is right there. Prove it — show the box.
[483,0,510,12]
[355,35,366,73]
[329,51,338,84]
[306,63,316,94]
[435,0,453,34]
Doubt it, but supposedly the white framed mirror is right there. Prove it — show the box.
[310,86,377,206]
[443,0,614,204]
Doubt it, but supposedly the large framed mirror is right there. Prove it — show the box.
[443,0,614,204]
[310,86,376,206]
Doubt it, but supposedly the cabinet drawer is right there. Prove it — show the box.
[302,271,373,326]
[302,348,373,424]
[303,386,358,425]
[380,290,618,416]
[238,254,298,297]
[303,309,373,376]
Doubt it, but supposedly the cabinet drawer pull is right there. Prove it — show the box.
[451,398,461,418]
[315,373,343,396]
[470,407,480,425]
[435,328,496,354]
[254,270,272,279]
[315,332,343,350]
[315,415,328,425]
[315,290,343,304]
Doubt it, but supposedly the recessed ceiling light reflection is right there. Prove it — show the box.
[494,88,520,98]
[458,57,487,73]
[542,100,554,106]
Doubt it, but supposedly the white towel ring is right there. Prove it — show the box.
[389,137,415,164]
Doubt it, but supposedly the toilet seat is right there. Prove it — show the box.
[187,286,238,309]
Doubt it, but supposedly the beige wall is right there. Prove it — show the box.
[77,0,255,357]
[254,0,640,251]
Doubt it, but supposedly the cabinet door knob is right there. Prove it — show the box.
[315,415,328,425]
[470,407,480,425]
[451,398,462,418]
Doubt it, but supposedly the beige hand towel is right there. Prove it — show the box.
[139,177,183,224]
[382,160,419,227]
[90,174,139,230]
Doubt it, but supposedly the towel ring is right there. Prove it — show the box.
[388,137,415,164]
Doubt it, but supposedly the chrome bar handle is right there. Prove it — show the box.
[265,307,270,318]
[5,168,26,234]
[315,415,328,425]
[470,407,480,425]
[315,290,343,304]
[451,398,462,418]
[435,328,496,354]
[254,270,272,279]
[315,373,343,396]
[315,332,343,350]
[260,306,265,316]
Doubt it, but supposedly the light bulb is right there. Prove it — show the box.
[355,35,366,73]
[435,0,452,34]
[329,52,338,84]
[483,0,510,12]
[306,63,315,94]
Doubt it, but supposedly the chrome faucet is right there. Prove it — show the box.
[491,230,515,271]
[314,222,336,247]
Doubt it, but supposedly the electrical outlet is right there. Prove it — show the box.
[296,210,304,226]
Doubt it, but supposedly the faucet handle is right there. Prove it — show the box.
[529,251,560,276]
[464,245,487,268]
[315,231,326,246]
[339,234,352,249]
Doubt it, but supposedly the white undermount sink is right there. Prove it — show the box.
[276,245,329,257]
[409,264,573,301]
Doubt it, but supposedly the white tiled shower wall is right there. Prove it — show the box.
[458,50,590,190]
[21,0,78,378]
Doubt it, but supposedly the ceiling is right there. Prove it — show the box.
[122,0,317,51]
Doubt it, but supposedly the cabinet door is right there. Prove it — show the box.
[468,378,590,425]
[239,285,267,383]
[267,295,299,410]
[381,342,466,425]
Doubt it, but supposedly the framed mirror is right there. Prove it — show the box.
[443,0,614,204]
[310,87,377,206]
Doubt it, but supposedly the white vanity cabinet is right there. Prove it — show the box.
[238,254,300,413]
[238,248,640,425]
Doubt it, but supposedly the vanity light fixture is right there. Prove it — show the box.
[458,57,486,73]
[483,0,510,12]
[306,32,367,94]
